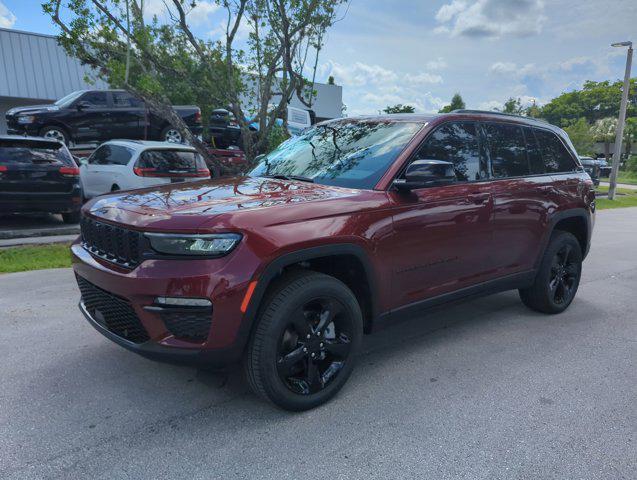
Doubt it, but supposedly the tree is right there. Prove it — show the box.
[499,97,525,115]
[438,93,465,113]
[327,75,335,85]
[43,0,347,164]
[590,117,618,161]
[539,78,637,127]
[383,104,415,114]
[563,118,594,156]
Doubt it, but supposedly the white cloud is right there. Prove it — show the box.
[489,62,537,76]
[404,72,443,85]
[320,61,398,87]
[426,57,448,71]
[435,0,546,38]
[0,1,16,28]
[142,0,219,26]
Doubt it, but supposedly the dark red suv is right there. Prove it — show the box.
[72,111,595,410]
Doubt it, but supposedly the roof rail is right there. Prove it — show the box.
[450,109,548,123]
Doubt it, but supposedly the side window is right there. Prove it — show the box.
[113,92,144,108]
[484,123,529,178]
[88,145,131,165]
[79,91,108,107]
[107,145,133,165]
[523,127,545,175]
[534,129,577,173]
[88,146,108,165]
[414,122,487,182]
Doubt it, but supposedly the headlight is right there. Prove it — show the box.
[145,233,242,256]
[17,115,35,124]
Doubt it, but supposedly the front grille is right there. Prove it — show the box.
[77,275,150,344]
[81,216,145,268]
[160,310,212,343]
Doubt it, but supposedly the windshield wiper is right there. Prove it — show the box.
[263,174,314,183]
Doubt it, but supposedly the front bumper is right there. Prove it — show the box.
[72,241,259,367]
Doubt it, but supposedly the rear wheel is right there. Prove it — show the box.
[519,231,582,314]
[40,126,69,144]
[245,271,363,411]
[161,126,183,143]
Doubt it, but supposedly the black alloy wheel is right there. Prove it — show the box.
[519,230,582,314]
[548,244,579,306]
[245,270,363,411]
[276,297,353,395]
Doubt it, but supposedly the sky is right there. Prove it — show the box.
[1,0,635,115]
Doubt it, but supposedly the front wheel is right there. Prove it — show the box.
[245,271,363,411]
[40,126,69,144]
[519,231,582,314]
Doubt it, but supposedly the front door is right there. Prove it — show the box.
[388,121,495,309]
[110,91,146,140]
[67,91,112,144]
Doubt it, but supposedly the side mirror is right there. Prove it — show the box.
[75,156,88,166]
[393,159,456,191]
[76,101,91,111]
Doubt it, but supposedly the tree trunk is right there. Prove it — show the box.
[604,141,610,161]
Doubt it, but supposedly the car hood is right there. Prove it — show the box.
[6,104,59,116]
[85,176,362,231]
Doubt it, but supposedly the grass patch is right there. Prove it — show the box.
[595,187,637,210]
[0,243,72,274]
[616,173,637,185]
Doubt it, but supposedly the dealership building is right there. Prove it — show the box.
[0,27,343,135]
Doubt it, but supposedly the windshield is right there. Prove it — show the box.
[249,121,422,189]
[54,91,85,108]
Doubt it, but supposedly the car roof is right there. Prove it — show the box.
[329,110,554,129]
[102,139,197,151]
[0,135,66,148]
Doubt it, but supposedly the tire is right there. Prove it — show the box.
[160,126,183,143]
[40,126,69,144]
[519,231,582,314]
[62,211,81,224]
[245,270,363,411]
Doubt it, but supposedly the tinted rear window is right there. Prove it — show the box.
[136,150,202,172]
[484,123,529,178]
[0,140,73,166]
[534,129,577,173]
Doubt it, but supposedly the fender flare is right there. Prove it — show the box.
[536,208,592,268]
[236,243,380,350]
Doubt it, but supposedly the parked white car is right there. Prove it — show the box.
[79,140,210,199]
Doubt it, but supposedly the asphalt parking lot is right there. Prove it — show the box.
[1,208,636,480]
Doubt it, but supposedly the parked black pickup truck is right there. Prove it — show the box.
[6,89,202,146]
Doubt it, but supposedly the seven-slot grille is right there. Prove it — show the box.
[81,216,145,268]
[77,275,150,344]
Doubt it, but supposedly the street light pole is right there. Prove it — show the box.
[608,41,633,200]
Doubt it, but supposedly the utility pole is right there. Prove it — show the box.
[608,41,633,200]
[124,0,131,84]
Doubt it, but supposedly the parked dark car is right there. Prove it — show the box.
[73,111,595,410]
[579,156,601,186]
[5,90,202,146]
[209,108,249,148]
[0,136,81,223]
[596,158,612,177]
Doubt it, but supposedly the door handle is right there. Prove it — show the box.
[538,186,555,195]
[467,192,490,204]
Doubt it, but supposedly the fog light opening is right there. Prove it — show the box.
[155,296,212,307]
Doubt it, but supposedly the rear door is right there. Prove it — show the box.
[389,121,495,307]
[486,122,554,275]
[0,139,78,200]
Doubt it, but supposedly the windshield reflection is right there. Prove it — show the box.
[249,121,422,189]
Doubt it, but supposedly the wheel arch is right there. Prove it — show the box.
[241,244,380,346]
[538,208,591,268]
